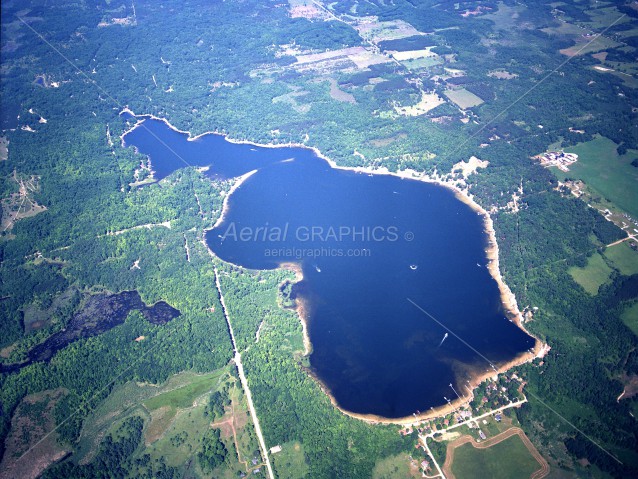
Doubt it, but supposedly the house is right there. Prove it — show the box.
[478,430,486,440]
[270,445,282,454]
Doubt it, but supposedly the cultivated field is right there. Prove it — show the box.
[391,48,436,61]
[354,19,422,44]
[558,136,638,219]
[444,427,549,479]
[444,88,484,109]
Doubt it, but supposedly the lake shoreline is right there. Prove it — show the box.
[122,111,547,424]
[278,262,312,356]
[212,169,258,230]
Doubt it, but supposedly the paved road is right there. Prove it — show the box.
[443,399,527,433]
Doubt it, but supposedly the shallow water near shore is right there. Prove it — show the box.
[125,118,535,419]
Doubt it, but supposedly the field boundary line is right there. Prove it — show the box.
[442,427,549,479]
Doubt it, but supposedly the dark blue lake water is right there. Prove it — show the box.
[124,118,535,419]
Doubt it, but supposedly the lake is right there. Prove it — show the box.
[124,118,535,419]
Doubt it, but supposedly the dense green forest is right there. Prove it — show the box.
[1,0,638,477]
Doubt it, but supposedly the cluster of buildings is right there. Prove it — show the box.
[535,150,579,171]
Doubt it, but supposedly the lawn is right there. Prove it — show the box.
[556,136,638,218]
[621,302,638,337]
[451,434,542,479]
[568,252,613,295]
[444,88,484,109]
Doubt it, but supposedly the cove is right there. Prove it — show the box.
[124,118,536,420]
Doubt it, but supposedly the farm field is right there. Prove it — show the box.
[444,88,484,109]
[556,136,638,219]
[568,242,638,296]
[445,428,548,479]
[604,242,638,276]
[401,56,441,70]
[568,252,613,295]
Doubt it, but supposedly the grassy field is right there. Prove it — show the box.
[76,369,229,466]
[372,452,421,479]
[401,56,441,70]
[272,441,310,479]
[482,3,526,32]
[606,69,638,89]
[604,242,638,276]
[541,21,586,37]
[559,34,621,56]
[479,414,518,438]
[143,372,224,411]
[393,92,444,116]
[621,302,638,337]
[556,136,638,218]
[144,402,211,468]
[583,5,632,30]
[568,252,613,295]
[450,434,542,479]
[444,88,484,109]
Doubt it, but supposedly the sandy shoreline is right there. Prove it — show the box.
[278,262,312,356]
[123,110,546,425]
[212,169,258,230]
